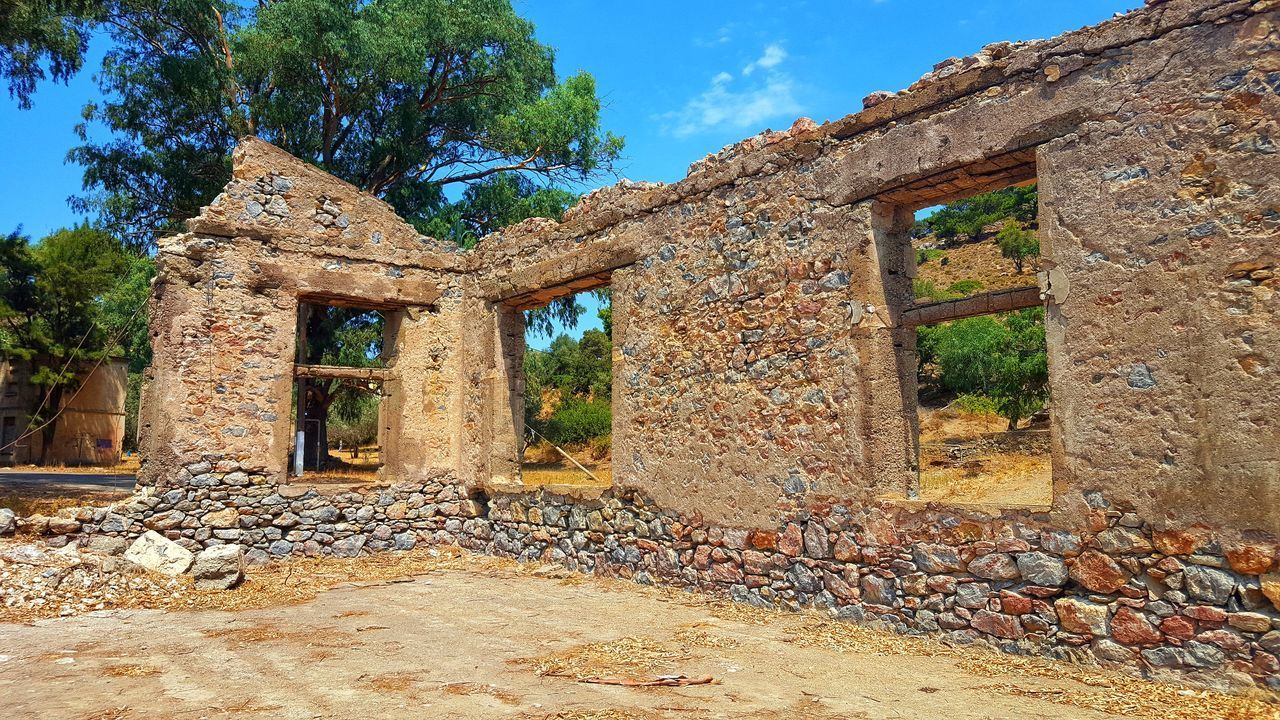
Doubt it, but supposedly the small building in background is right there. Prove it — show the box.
[0,359,127,467]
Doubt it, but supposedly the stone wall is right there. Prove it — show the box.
[24,0,1277,695]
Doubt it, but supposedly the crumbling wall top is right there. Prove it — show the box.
[182,137,467,272]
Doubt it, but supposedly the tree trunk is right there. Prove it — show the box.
[37,385,64,466]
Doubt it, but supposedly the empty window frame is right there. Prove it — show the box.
[506,282,613,488]
[885,152,1053,506]
[288,300,395,490]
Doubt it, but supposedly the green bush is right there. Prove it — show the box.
[927,308,1049,430]
[953,393,1000,416]
[996,219,1040,273]
[913,278,985,302]
[916,248,947,265]
[542,397,612,445]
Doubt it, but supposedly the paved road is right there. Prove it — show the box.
[0,471,135,492]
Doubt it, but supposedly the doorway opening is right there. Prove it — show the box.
[888,153,1052,507]
[288,299,395,492]
[513,286,613,488]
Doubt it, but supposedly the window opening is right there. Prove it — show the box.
[517,286,613,488]
[903,173,1051,506]
[288,300,392,492]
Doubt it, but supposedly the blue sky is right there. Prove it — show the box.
[0,0,1136,348]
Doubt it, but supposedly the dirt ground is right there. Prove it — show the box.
[916,406,1053,507]
[1,552,1274,720]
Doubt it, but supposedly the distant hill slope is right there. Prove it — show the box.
[912,228,1040,298]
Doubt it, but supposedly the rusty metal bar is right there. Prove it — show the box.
[901,285,1043,327]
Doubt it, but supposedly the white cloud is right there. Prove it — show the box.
[694,23,735,48]
[742,44,787,76]
[660,51,802,139]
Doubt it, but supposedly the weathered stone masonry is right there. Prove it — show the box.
[24,0,1280,694]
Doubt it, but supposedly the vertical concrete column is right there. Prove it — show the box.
[849,200,919,499]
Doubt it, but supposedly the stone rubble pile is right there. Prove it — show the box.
[0,528,247,619]
[0,540,192,618]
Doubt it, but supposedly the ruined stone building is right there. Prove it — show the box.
[0,359,127,466]
[51,0,1280,692]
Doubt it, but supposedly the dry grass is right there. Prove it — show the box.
[0,488,131,517]
[917,451,1052,506]
[672,623,739,650]
[519,636,683,680]
[521,465,613,488]
[915,405,1052,507]
[918,405,1010,443]
[520,711,662,720]
[961,655,1280,720]
[201,621,355,647]
[0,545,492,624]
[4,456,140,476]
[439,681,523,705]
[76,709,132,720]
[913,233,1041,294]
[359,672,421,693]
[100,664,160,678]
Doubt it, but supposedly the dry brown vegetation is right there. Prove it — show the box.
[0,487,131,517]
[913,233,1040,294]
[916,405,1052,507]
[521,440,612,487]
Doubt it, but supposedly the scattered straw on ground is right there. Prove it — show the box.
[960,655,1280,720]
[439,681,523,705]
[672,623,739,650]
[0,489,131,517]
[0,543,490,623]
[784,616,955,658]
[520,710,662,720]
[358,671,422,693]
[100,664,160,678]
[6,540,1278,720]
[76,709,132,720]
[519,635,684,680]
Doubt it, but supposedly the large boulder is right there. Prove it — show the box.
[191,544,245,590]
[0,508,15,535]
[124,530,194,576]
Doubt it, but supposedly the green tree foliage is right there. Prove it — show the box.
[416,173,578,249]
[915,185,1038,240]
[0,225,128,461]
[43,0,621,250]
[917,308,1048,430]
[99,252,155,372]
[596,289,612,338]
[996,219,1040,273]
[0,0,92,108]
[542,396,610,445]
[524,327,611,445]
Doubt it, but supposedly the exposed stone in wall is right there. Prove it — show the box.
[102,0,1280,697]
[17,476,1280,692]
